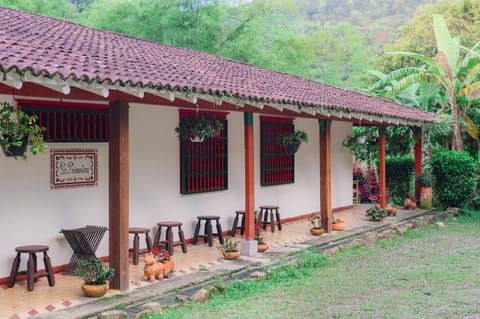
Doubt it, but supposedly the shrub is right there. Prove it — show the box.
[385,156,414,205]
[430,149,477,209]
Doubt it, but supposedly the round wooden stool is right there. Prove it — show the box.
[8,245,55,291]
[192,216,224,247]
[129,227,153,265]
[153,222,187,256]
[258,205,282,232]
[230,210,245,236]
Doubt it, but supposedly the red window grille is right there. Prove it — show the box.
[17,100,109,142]
[179,110,228,194]
[260,116,294,186]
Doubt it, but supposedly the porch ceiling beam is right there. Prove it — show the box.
[68,82,110,98]
[40,83,71,95]
[245,101,264,109]
[112,85,144,99]
[0,79,23,90]
[221,96,244,108]
[174,91,198,104]
[144,88,176,102]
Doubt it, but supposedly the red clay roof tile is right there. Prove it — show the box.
[0,7,436,123]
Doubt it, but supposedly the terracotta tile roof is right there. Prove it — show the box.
[0,7,437,123]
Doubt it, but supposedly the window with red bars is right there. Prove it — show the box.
[179,110,228,194]
[17,100,108,142]
[260,116,294,186]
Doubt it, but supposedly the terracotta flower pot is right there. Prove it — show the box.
[332,222,345,231]
[403,198,412,209]
[420,187,432,209]
[222,251,240,260]
[257,244,269,252]
[386,204,397,216]
[310,228,324,236]
[81,283,109,298]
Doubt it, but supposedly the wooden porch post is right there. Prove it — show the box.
[319,119,332,233]
[414,128,422,202]
[244,112,255,240]
[378,126,387,209]
[108,100,129,291]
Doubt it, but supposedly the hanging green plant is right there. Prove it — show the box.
[174,114,223,142]
[0,102,46,159]
[279,129,308,154]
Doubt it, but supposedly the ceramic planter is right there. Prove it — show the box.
[222,251,240,260]
[332,222,345,231]
[419,187,432,209]
[284,140,301,154]
[257,244,269,252]
[1,135,28,157]
[310,228,324,236]
[81,283,109,298]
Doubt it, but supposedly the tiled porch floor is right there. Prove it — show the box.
[1,204,428,319]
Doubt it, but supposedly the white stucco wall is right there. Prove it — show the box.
[0,100,353,278]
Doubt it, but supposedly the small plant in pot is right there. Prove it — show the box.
[308,213,324,236]
[255,225,269,252]
[0,102,46,159]
[174,114,223,142]
[403,192,417,210]
[280,129,308,154]
[218,237,240,260]
[416,173,433,209]
[332,216,345,231]
[73,259,115,298]
[366,205,386,222]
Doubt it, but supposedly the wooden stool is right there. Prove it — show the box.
[129,227,153,265]
[192,216,224,247]
[230,210,245,236]
[258,205,282,232]
[8,245,55,291]
[230,210,258,236]
[153,222,187,256]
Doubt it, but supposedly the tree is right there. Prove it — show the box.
[369,15,480,152]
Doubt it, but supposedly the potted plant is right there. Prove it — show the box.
[218,237,240,260]
[308,213,324,236]
[366,205,386,222]
[255,225,269,252]
[174,114,223,142]
[403,192,417,210]
[386,203,398,216]
[0,102,46,159]
[332,216,345,231]
[416,174,433,209]
[73,259,115,298]
[280,129,308,154]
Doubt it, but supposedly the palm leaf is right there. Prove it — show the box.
[465,116,479,139]
[433,14,459,74]
[368,67,423,90]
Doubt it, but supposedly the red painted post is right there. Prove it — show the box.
[244,112,255,240]
[414,135,422,202]
[378,128,386,209]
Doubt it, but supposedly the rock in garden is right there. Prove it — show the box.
[139,302,163,313]
[191,288,210,302]
[97,310,128,319]
[250,271,267,279]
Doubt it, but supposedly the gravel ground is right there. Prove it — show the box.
[149,214,480,319]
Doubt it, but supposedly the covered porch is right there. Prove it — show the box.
[1,205,434,319]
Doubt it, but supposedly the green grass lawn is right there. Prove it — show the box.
[142,210,480,319]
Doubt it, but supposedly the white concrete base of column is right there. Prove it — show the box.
[240,240,258,256]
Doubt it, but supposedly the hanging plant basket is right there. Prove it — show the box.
[174,114,223,142]
[189,136,205,143]
[1,135,28,157]
[280,129,308,155]
[284,140,302,154]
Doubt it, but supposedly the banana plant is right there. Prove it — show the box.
[368,14,480,151]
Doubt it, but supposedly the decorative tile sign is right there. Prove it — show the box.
[51,149,98,189]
